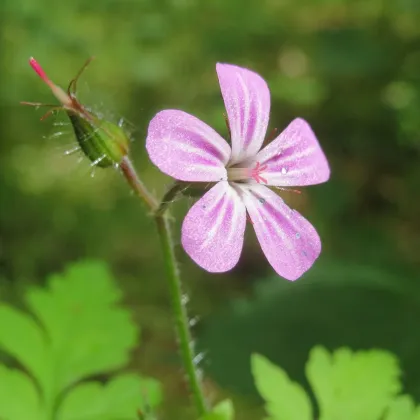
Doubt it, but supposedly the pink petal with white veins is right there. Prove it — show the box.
[256,118,330,186]
[237,184,321,280]
[146,110,231,182]
[182,181,246,273]
[216,63,270,164]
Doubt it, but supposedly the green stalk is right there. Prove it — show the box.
[119,156,159,211]
[155,215,208,415]
[119,156,208,416]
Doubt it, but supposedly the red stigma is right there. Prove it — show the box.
[250,161,268,184]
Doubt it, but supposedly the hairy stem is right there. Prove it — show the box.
[119,156,208,416]
[155,215,208,415]
[120,156,159,211]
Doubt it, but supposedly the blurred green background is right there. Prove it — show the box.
[1,0,420,418]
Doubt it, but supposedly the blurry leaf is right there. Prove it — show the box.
[306,346,401,420]
[201,399,235,420]
[57,374,162,420]
[0,261,158,419]
[384,395,420,420]
[25,261,138,394]
[0,304,48,393]
[251,354,312,420]
[0,365,42,420]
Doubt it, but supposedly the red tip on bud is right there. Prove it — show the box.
[29,57,51,85]
[28,57,72,107]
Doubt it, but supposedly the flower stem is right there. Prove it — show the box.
[155,215,208,415]
[119,156,208,416]
[120,156,159,211]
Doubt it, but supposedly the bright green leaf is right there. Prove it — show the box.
[384,395,420,420]
[213,399,234,418]
[57,374,162,420]
[0,365,43,420]
[0,261,163,419]
[306,346,401,420]
[201,399,235,420]
[25,261,138,395]
[251,353,312,420]
[0,304,48,392]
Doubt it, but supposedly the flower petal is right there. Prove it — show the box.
[256,118,330,186]
[237,184,321,280]
[146,110,231,182]
[216,63,270,164]
[182,181,246,273]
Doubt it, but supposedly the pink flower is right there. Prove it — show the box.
[146,64,330,280]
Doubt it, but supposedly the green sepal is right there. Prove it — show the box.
[156,181,216,216]
[180,182,215,198]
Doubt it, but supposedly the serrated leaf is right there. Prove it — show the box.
[384,395,420,420]
[0,304,48,392]
[251,354,312,420]
[25,261,138,396]
[0,261,160,419]
[57,374,162,420]
[201,399,235,420]
[0,365,43,420]
[306,346,401,420]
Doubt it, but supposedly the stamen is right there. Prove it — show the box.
[227,161,268,184]
[250,161,268,184]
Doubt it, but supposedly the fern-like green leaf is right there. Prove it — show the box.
[0,305,48,394]
[200,399,235,420]
[57,374,162,420]
[0,261,157,420]
[0,365,43,420]
[251,354,312,420]
[25,261,138,396]
[306,346,401,420]
[383,395,420,420]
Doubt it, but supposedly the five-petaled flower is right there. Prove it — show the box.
[146,64,330,280]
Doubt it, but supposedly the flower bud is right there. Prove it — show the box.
[24,57,130,168]
[68,113,130,168]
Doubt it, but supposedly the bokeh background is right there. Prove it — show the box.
[1,0,420,418]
